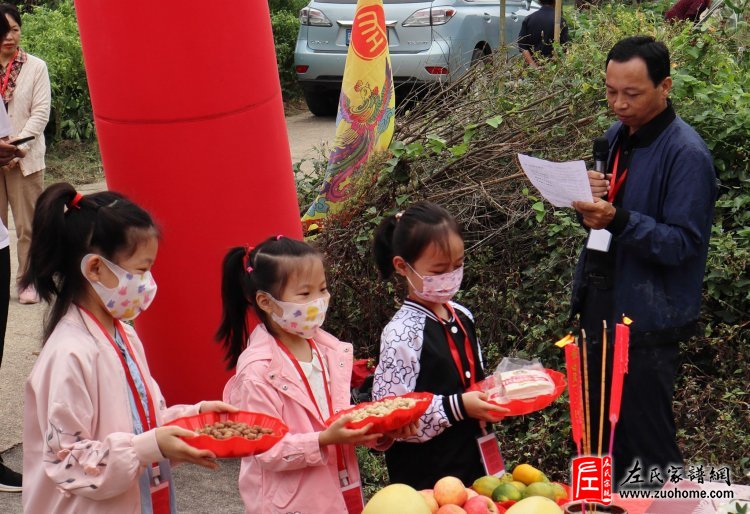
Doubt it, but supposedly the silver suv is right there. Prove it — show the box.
[294,0,540,116]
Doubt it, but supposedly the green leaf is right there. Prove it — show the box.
[485,115,504,128]
[389,140,406,157]
[426,134,447,154]
[449,143,469,158]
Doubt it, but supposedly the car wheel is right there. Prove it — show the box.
[303,89,340,117]
[471,47,485,64]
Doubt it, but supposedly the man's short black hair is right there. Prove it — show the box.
[606,36,671,87]
[539,0,556,5]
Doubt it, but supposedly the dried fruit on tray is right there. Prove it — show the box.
[165,411,288,458]
[348,396,417,422]
[327,392,434,434]
[195,420,275,440]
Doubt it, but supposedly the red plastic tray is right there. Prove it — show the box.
[326,392,434,434]
[469,369,567,421]
[165,411,288,458]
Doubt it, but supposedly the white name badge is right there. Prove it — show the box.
[477,432,505,477]
[587,229,613,253]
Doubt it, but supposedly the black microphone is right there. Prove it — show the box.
[593,136,609,174]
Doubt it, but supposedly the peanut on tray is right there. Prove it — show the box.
[195,420,275,440]
[349,397,417,422]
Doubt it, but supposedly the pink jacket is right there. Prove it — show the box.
[223,324,361,514]
[23,307,201,514]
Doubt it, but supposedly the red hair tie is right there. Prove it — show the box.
[69,192,83,210]
[276,234,283,241]
[244,244,254,273]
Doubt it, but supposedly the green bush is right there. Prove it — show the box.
[309,3,750,492]
[269,0,307,13]
[271,10,302,100]
[22,0,93,141]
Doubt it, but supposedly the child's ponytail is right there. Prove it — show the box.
[22,183,79,303]
[373,214,399,279]
[216,247,252,369]
[20,182,157,342]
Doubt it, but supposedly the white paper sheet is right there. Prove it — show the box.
[517,153,594,208]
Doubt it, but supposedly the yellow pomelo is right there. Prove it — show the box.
[505,496,563,514]
[523,482,556,500]
[512,464,546,485]
[492,483,523,502]
[363,484,433,514]
[472,476,502,497]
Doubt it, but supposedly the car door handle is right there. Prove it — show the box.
[483,12,492,21]
[511,13,519,22]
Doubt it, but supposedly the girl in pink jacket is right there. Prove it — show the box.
[218,236,407,514]
[20,183,236,514]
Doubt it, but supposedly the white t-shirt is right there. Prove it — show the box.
[297,351,331,420]
[0,104,11,250]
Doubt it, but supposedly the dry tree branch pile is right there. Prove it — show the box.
[316,52,608,356]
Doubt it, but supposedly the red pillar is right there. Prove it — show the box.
[74,1,302,403]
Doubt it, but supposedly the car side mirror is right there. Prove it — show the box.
[524,0,531,9]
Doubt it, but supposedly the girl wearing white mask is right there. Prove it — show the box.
[372,202,507,490]
[20,183,236,514]
[218,236,412,514]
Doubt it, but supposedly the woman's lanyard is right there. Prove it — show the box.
[275,338,350,486]
[607,148,628,203]
[1,49,18,98]
[430,304,476,389]
[78,306,157,432]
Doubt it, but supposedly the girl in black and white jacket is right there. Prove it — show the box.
[371,202,506,490]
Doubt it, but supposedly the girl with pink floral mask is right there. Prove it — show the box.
[217,236,413,514]
[19,183,236,514]
[371,201,508,491]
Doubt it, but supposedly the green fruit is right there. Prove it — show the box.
[472,476,502,497]
[492,483,523,502]
[551,483,568,501]
[523,482,556,500]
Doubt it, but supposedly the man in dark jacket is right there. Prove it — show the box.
[517,0,569,68]
[571,36,716,487]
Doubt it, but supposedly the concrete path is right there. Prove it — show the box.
[0,111,335,512]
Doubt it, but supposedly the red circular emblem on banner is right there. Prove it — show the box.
[351,4,387,61]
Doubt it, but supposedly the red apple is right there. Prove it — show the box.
[420,489,439,513]
[434,476,468,507]
[464,495,500,514]
[437,505,467,514]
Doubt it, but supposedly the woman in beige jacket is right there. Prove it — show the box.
[0,4,51,304]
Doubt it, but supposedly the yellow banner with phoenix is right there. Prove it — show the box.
[302,0,395,230]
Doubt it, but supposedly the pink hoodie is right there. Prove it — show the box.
[223,324,363,514]
[23,307,202,514]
